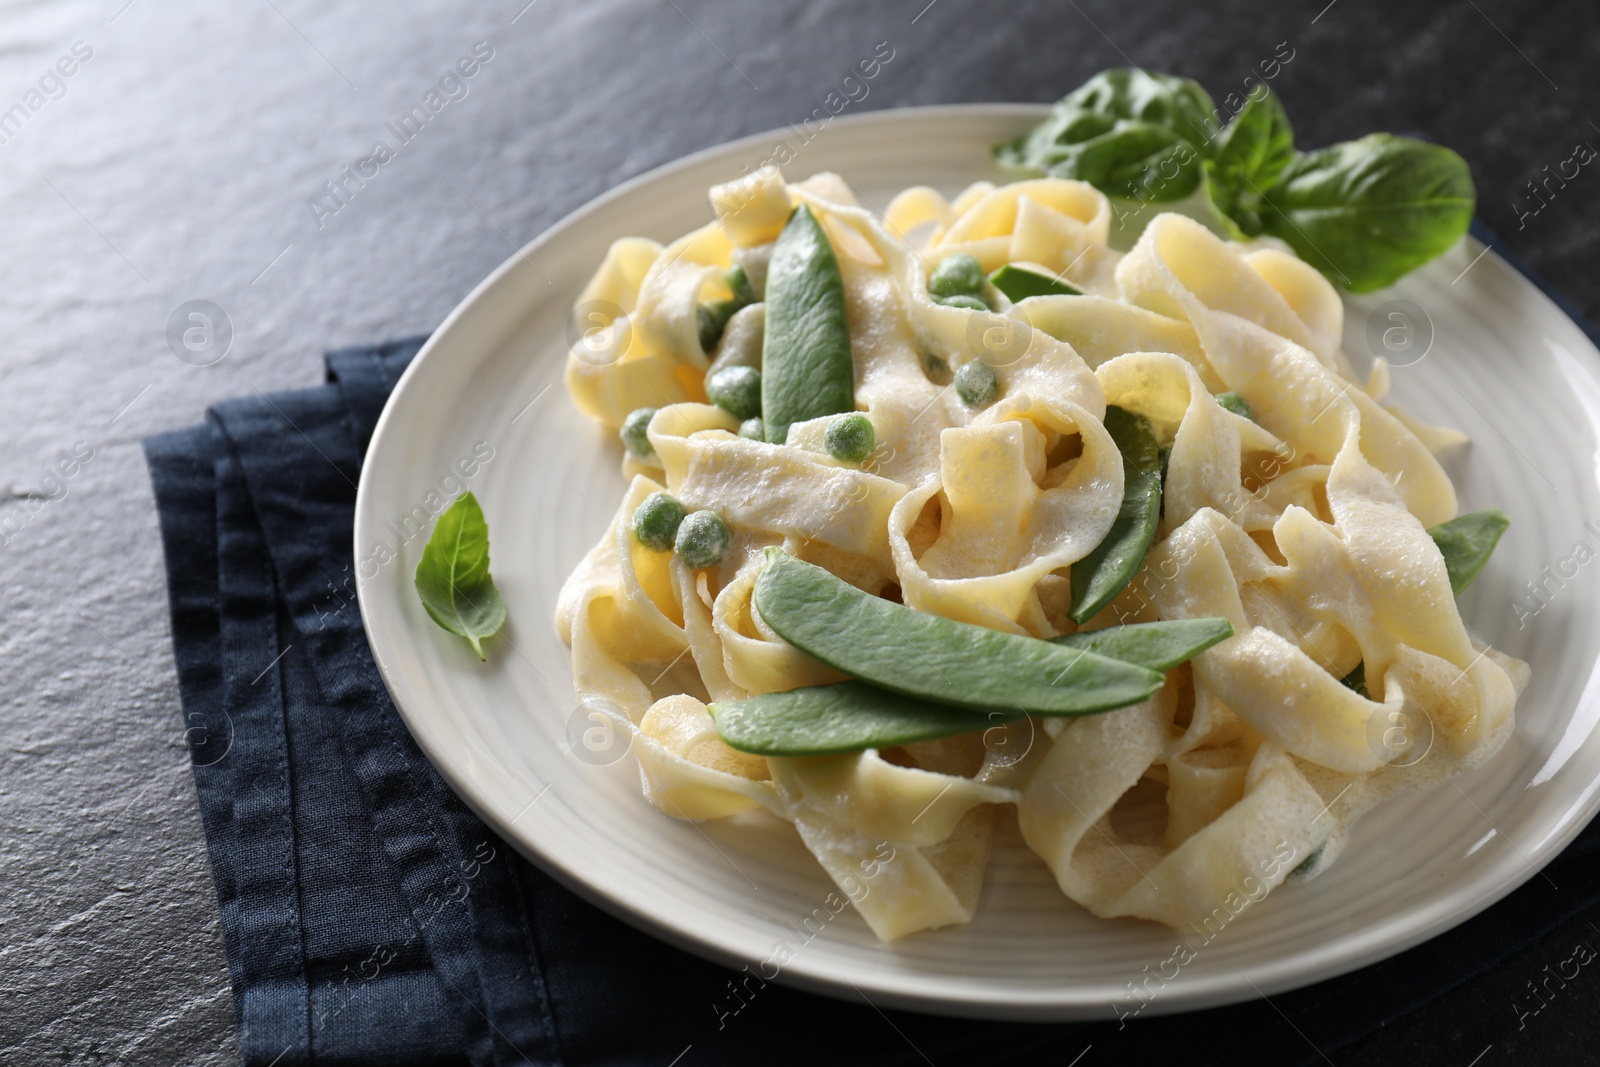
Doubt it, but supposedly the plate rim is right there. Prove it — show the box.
[354,102,1600,1020]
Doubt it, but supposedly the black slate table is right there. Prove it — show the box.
[2,1,1596,1063]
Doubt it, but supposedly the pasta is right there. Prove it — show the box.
[554,164,1526,941]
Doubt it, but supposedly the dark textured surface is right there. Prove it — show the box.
[0,0,1593,1063]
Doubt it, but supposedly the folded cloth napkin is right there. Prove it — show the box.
[145,233,1600,1065]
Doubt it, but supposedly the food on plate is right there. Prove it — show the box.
[552,76,1523,942]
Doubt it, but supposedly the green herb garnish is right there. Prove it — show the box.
[413,491,506,661]
[996,69,1214,203]
[998,69,1476,292]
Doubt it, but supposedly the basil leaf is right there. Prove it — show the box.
[413,491,506,661]
[1049,121,1203,202]
[1203,89,1295,236]
[1000,72,1480,295]
[1258,134,1475,293]
[1428,509,1510,595]
[997,69,1213,202]
[1057,68,1216,145]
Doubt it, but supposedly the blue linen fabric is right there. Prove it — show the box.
[144,324,1600,1067]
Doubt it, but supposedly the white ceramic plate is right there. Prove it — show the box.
[355,105,1600,1021]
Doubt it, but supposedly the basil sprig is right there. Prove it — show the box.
[998,68,1476,292]
[1203,89,1295,236]
[413,491,506,661]
[996,69,1214,203]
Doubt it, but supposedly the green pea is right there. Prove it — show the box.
[934,293,990,312]
[824,412,875,463]
[739,417,764,441]
[1215,392,1255,421]
[1427,509,1510,595]
[954,360,999,408]
[712,616,1234,756]
[1069,406,1162,623]
[675,510,730,569]
[706,366,762,420]
[632,492,686,551]
[620,407,657,457]
[751,549,1165,717]
[924,353,951,384]
[929,253,985,298]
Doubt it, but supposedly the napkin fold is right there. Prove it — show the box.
[145,253,1600,1064]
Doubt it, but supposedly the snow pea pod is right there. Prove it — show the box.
[1338,661,1367,696]
[760,205,854,444]
[711,616,1231,755]
[1053,618,1233,671]
[988,264,1081,302]
[1427,509,1509,595]
[1214,392,1254,421]
[711,681,1001,756]
[1069,405,1163,622]
[752,549,1164,716]
[696,266,755,354]
[1327,508,1508,707]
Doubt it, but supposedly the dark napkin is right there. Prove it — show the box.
[144,229,1600,1064]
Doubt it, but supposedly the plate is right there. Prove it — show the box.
[354,105,1600,1020]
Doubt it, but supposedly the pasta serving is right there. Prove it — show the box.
[553,163,1527,942]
